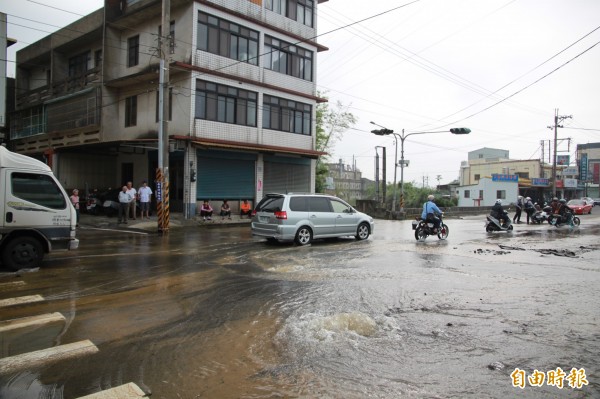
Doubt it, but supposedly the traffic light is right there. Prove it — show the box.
[371,128,394,136]
[450,128,471,134]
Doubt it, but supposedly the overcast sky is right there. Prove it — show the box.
[3,0,600,186]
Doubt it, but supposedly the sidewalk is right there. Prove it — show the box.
[78,212,251,231]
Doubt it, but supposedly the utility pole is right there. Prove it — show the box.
[547,109,572,198]
[157,0,171,233]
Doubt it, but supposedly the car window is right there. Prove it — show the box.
[256,196,284,213]
[330,199,352,213]
[308,197,332,212]
[568,200,583,205]
[289,196,309,211]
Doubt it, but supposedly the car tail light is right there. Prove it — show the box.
[274,211,287,220]
[251,210,257,216]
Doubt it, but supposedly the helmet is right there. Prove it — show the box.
[552,197,558,201]
[427,194,435,201]
[495,199,502,204]
[526,197,531,201]
[559,198,566,204]
[518,196,523,200]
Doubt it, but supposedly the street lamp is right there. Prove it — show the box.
[370,122,471,215]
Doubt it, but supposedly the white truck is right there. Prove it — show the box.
[0,146,79,270]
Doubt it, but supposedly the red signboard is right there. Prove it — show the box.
[555,180,564,188]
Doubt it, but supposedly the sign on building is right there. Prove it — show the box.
[562,167,578,176]
[531,178,550,186]
[563,178,578,188]
[556,155,570,165]
[579,153,588,181]
[492,174,518,182]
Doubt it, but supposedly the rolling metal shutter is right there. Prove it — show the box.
[196,150,256,200]
[263,156,311,194]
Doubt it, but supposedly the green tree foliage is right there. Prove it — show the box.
[315,92,357,192]
[383,181,457,209]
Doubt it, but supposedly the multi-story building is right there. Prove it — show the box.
[10,0,327,215]
[576,143,600,197]
[458,147,556,204]
[325,159,372,204]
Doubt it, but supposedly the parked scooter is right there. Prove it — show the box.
[485,210,513,232]
[531,205,551,224]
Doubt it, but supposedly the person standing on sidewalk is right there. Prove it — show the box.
[118,186,132,224]
[138,181,153,220]
[70,189,80,227]
[126,181,137,220]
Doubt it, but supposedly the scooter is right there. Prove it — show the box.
[485,210,513,232]
[531,205,552,224]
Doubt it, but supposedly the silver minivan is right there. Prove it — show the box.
[251,193,375,245]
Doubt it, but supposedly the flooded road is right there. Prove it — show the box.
[1,214,599,398]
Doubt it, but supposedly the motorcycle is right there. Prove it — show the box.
[531,205,552,224]
[485,210,513,232]
[547,211,580,228]
[413,214,449,241]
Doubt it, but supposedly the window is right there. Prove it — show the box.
[496,190,506,199]
[479,190,484,199]
[266,0,313,27]
[263,95,311,135]
[464,190,470,198]
[125,95,137,127]
[158,21,175,54]
[264,36,313,81]
[155,88,173,122]
[195,80,257,127]
[474,174,480,181]
[127,35,139,67]
[11,172,66,210]
[68,51,91,77]
[94,49,102,68]
[309,197,332,212]
[197,12,258,65]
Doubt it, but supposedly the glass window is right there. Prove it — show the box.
[127,35,139,67]
[289,196,309,211]
[68,51,91,77]
[195,80,257,127]
[197,12,258,65]
[264,35,313,81]
[262,94,311,135]
[125,95,137,127]
[330,199,351,213]
[309,197,332,212]
[11,172,67,210]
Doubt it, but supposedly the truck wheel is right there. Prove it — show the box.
[2,237,44,271]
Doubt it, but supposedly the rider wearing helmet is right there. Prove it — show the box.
[421,194,443,232]
[554,198,574,226]
[490,199,508,226]
[550,197,560,214]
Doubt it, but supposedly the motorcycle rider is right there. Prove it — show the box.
[490,199,508,227]
[421,194,443,233]
[553,198,574,226]
[550,197,560,214]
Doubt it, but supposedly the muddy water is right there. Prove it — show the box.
[1,217,599,398]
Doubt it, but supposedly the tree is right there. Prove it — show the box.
[315,92,357,192]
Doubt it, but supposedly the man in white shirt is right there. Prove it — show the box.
[138,181,153,220]
[118,186,132,224]
[125,181,137,220]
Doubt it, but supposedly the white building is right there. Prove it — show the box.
[10,0,328,216]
